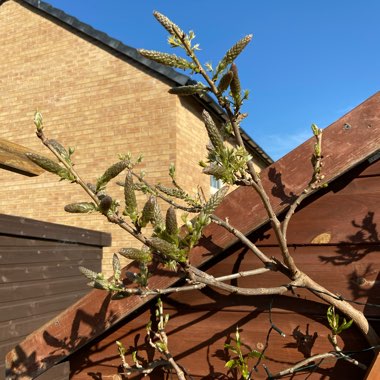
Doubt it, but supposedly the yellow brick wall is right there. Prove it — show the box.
[0,1,265,276]
[175,96,211,198]
[0,1,178,275]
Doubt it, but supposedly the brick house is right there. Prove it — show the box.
[0,0,271,273]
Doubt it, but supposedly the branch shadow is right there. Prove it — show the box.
[319,211,380,265]
[267,167,297,206]
[5,293,117,380]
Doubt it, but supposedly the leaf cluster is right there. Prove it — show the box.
[224,327,262,380]
[327,306,353,335]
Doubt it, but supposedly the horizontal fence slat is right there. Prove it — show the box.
[0,213,111,247]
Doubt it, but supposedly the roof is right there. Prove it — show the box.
[0,138,44,176]
[5,91,380,379]
[2,0,273,167]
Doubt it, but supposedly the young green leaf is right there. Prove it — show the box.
[225,359,238,369]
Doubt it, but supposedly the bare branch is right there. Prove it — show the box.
[282,127,324,238]
[189,265,302,296]
[210,214,276,267]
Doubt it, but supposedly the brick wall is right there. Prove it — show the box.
[0,0,264,276]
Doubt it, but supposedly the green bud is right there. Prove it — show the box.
[165,206,178,236]
[26,152,75,181]
[202,185,229,216]
[79,266,99,280]
[124,171,137,216]
[153,198,164,229]
[118,247,152,263]
[112,253,121,280]
[214,34,253,78]
[311,123,320,136]
[168,84,206,96]
[149,237,186,262]
[230,63,242,106]
[64,202,97,213]
[156,184,186,199]
[47,139,68,159]
[314,143,321,157]
[34,111,43,132]
[96,160,129,191]
[99,195,113,215]
[138,49,196,72]
[202,110,224,152]
[217,70,234,94]
[140,196,156,227]
[153,11,184,37]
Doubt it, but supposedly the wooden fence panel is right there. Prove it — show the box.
[0,214,110,379]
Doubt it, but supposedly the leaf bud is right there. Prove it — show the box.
[217,70,234,94]
[96,160,129,191]
[230,63,242,105]
[26,152,74,181]
[64,202,97,213]
[138,49,196,71]
[215,34,253,78]
[34,111,43,132]
[47,139,68,158]
[168,84,206,96]
[99,195,113,215]
[149,237,186,262]
[124,171,137,216]
[202,110,224,152]
[153,11,184,37]
[165,206,178,236]
[140,196,157,227]
[202,185,229,216]
[119,247,152,263]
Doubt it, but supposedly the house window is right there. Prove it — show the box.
[210,175,223,194]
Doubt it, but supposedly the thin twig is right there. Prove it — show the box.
[210,214,278,267]
[282,129,324,238]
[329,334,367,370]
[190,265,302,296]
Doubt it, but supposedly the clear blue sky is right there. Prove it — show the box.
[47,0,380,160]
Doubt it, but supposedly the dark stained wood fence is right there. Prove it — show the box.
[0,214,111,380]
[5,92,380,379]
[68,158,380,379]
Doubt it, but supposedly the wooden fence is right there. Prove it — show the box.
[0,214,110,379]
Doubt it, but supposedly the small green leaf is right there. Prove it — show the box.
[247,350,263,358]
[131,350,138,364]
[155,341,167,352]
[311,123,320,136]
[224,344,238,354]
[225,359,238,369]
[241,367,249,379]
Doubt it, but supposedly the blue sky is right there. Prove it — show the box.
[47,0,380,160]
